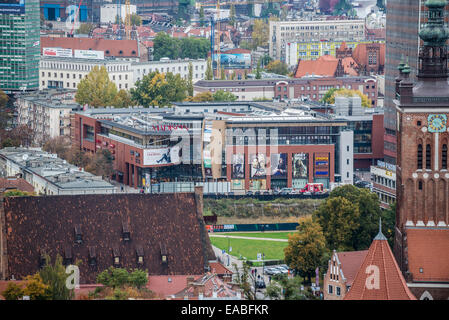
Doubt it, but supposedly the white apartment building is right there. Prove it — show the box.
[15,90,80,145]
[269,19,366,61]
[39,56,134,91]
[100,4,137,24]
[40,56,208,92]
[132,58,207,83]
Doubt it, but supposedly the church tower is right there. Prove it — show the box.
[394,0,449,300]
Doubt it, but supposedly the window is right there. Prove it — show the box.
[336,287,341,296]
[63,246,73,266]
[88,247,97,267]
[136,246,144,266]
[39,250,47,269]
[122,221,131,241]
[160,244,168,264]
[112,247,121,267]
[328,285,333,294]
[443,144,448,169]
[74,225,83,244]
[418,144,423,169]
[419,180,423,190]
[426,144,431,169]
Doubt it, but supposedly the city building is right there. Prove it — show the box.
[40,0,92,22]
[0,187,215,283]
[39,56,134,90]
[384,0,448,165]
[132,58,207,83]
[15,89,81,145]
[323,249,368,300]
[0,147,116,195]
[0,177,34,194]
[100,3,137,24]
[0,0,40,93]
[40,37,141,61]
[194,76,379,107]
[393,1,449,300]
[343,227,416,300]
[269,18,366,62]
[294,55,359,77]
[370,160,396,209]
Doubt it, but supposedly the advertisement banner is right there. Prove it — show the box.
[271,153,287,179]
[250,154,267,178]
[0,0,25,15]
[214,53,251,69]
[249,179,267,191]
[74,49,105,60]
[143,147,180,166]
[203,121,213,177]
[231,154,244,179]
[314,153,329,177]
[43,47,73,58]
[231,179,244,190]
[292,153,308,179]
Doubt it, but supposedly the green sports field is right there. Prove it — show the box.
[209,235,290,261]
[213,231,295,240]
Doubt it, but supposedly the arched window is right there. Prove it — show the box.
[426,144,432,169]
[442,144,448,170]
[418,144,423,169]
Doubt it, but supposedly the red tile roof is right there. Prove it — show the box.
[222,48,251,55]
[147,275,203,298]
[406,228,449,283]
[344,234,416,300]
[341,57,359,76]
[40,37,139,58]
[295,55,339,78]
[0,178,34,193]
[0,281,26,300]
[337,250,368,286]
[352,43,385,67]
[209,262,233,275]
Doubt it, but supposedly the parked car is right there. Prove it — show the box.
[272,266,288,274]
[255,279,266,289]
[279,188,293,195]
[246,190,253,196]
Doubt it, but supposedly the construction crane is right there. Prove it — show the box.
[215,0,221,79]
[125,0,131,40]
[116,0,122,40]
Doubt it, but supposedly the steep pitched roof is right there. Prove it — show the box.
[344,231,416,300]
[352,43,386,67]
[209,261,233,275]
[406,228,449,283]
[0,178,34,193]
[3,192,214,284]
[336,250,368,286]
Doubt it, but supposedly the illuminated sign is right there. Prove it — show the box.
[0,0,25,15]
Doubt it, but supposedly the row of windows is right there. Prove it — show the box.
[417,144,448,170]
[136,64,205,74]
[372,174,396,189]
[44,80,128,90]
[280,24,363,31]
[328,284,341,296]
[41,62,130,72]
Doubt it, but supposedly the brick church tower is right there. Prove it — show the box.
[394,0,449,300]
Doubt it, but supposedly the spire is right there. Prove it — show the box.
[374,217,387,240]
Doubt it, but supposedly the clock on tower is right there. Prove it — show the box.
[428,114,447,133]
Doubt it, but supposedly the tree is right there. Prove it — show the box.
[3,190,35,197]
[232,261,255,300]
[187,62,194,97]
[252,19,269,49]
[266,60,289,75]
[255,60,262,79]
[229,4,236,27]
[314,196,360,251]
[321,88,371,107]
[260,54,272,68]
[220,67,226,80]
[0,124,34,148]
[206,57,214,80]
[76,23,94,35]
[87,149,114,178]
[23,274,52,300]
[96,267,148,289]
[66,147,92,168]
[284,216,327,285]
[42,136,70,159]
[39,254,74,300]
[2,282,24,300]
[130,71,187,107]
[115,14,122,25]
[128,269,148,289]
[213,90,237,102]
[114,89,133,108]
[153,32,210,61]
[199,7,205,27]
[0,89,11,130]
[185,91,214,102]
[128,13,142,26]
[75,66,118,108]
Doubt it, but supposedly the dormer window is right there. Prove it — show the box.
[122,221,131,241]
[88,246,97,267]
[136,246,144,266]
[160,244,168,264]
[112,247,121,267]
[39,250,47,268]
[74,225,83,244]
[64,246,73,266]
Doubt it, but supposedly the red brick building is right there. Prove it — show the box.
[393,1,449,300]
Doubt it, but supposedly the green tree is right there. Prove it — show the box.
[128,13,142,26]
[320,88,338,104]
[130,71,187,107]
[76,23,94,35]
[128,269,148,289]
[87,149,114,178]
[3,190,35,197]
[232,261,255,300]
[206,57,214,80]
[266,60,289,75]
[39,254,74,300]
[114,89,133,108]
[321,88,371,107]
[187,62,194,96]
[255,60,262,79]
[220,67,226,80]
[327,185,385,249]
[0,89,11,130]
[75,66,118,107]
[314,196,360,251]
[199,7,205,27]
[213,90,237,102]
[229,4,236,27]
[2,282,24,300]
[252,19,269,49]
[185,91,214,102]
[284,217,327,284]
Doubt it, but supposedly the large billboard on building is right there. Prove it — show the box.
[271,153,287,179]
[74,49,105,60]
[143,147,180,166]
[214,53,251,69]
[231,154,244,179]
[0,0,25,15]
[292,153,308,179]
[250,154,267,178]
[314,153,329,177]
[43,47,73,58]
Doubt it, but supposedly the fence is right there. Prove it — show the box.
[207,222,299,233]
[148,181,231,194]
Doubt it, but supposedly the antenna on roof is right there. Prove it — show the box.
[374,217,387,240]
